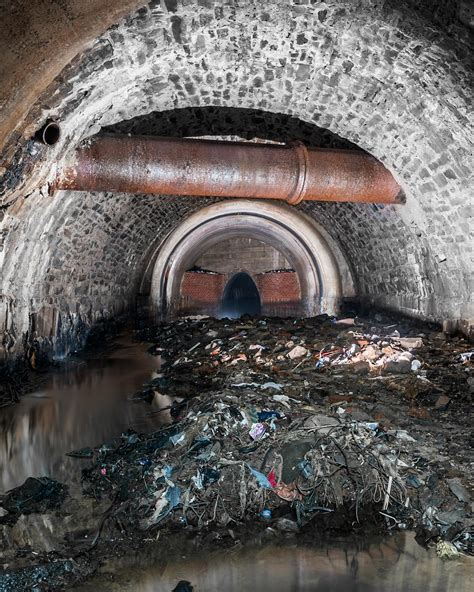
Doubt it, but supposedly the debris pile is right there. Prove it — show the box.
[1,312,472,580]
[76,314,473,552]
[81,394,410,532]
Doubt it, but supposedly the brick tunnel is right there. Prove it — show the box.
[0,1,473,589]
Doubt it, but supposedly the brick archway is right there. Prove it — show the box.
[149,200,355,319]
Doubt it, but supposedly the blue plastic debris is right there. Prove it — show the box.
[315,356,331,370]
[163,465,173,479]
[257,410,282,422]
[406,475,423,489]
[248,466,273,489]
[166,485,181,509]
[260,508,272,520]
[297,459,313,479]
[138,458,152,468]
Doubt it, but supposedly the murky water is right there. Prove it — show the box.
[0,334,164,492]
[1,333,473,591]
[76,531,473,592]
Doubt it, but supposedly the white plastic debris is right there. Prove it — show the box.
[231,381,283,391]
[170,432,186,446]
[261,382,284,391]
[389,429,416,442]
[287,345,308,360]
[436,540,460,560]
[249,344,265,351]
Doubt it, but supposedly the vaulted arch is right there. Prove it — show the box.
[0,1,472,361]
[148,200,355,319]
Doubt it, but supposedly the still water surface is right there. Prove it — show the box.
[1,334,472,591]
[0,335,163,492]
[76,531,473,592]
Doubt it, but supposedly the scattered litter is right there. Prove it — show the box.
[249,422,267,440]
[261,382,284,391]
[446,478,471,503]
[248,466,273,489]
[0,477,67,520]
[436,540,460,560]
[287,345,308,360]
[6,313,470,565]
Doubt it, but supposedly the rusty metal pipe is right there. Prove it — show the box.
[55,135,404,205]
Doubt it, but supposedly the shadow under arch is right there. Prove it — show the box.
[221,272,262,319]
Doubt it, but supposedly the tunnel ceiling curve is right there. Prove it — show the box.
[0,0,472,362]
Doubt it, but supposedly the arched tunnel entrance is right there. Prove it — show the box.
[221,272,262,319]
[146,200,356,321]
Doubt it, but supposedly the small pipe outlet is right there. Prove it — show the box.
[35,121,61,146]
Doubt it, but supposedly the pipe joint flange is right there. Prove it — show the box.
[287,140,309,206]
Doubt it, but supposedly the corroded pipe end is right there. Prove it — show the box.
[35,120,61,146]
[394,189,406,204]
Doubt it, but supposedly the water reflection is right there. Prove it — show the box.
[0,334,163,492]
[75,532,473,591]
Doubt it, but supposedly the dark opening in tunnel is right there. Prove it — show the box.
[221,272,262,318]
[103,106,360,151]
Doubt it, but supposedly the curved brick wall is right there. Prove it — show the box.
[179,268,303,319]
[0,0,472,361]
[0,192,211,361]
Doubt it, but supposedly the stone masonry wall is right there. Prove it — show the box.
[0,0,472,362]
[0,191,214,362]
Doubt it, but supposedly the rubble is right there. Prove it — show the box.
[76,314,473,554]
[0,477,67,524]
[0,312,472,586]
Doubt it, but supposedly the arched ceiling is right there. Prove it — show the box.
[0,0,472,361]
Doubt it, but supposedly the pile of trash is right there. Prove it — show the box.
[1,313,472,564]
[76,314,473,554]
[81,392,410,531]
